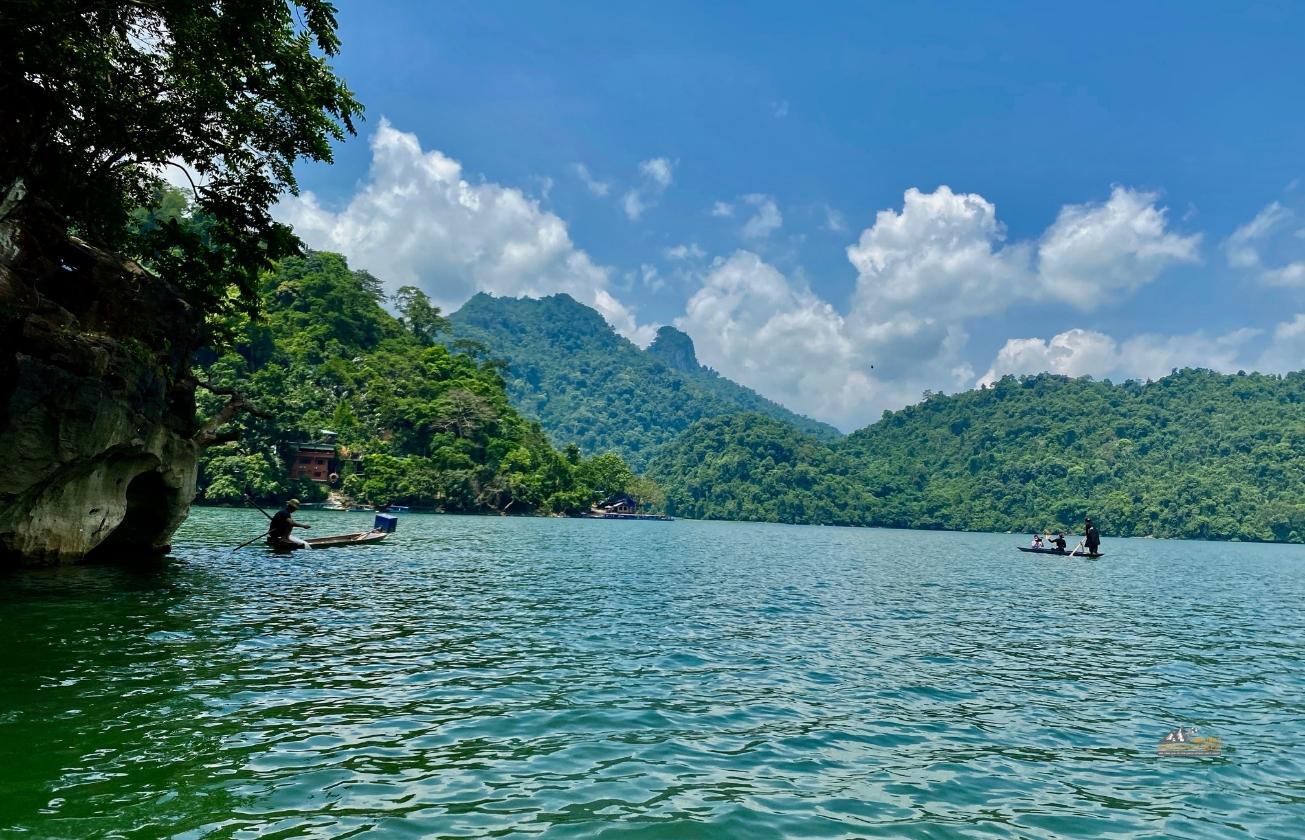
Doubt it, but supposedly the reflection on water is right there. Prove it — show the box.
[2,509,1303,837]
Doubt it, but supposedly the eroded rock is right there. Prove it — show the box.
[1,197,202,565]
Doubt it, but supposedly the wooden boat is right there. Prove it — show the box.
[1017,546,1102,559]
[268,529,389,552]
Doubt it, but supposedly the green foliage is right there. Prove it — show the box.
[647,414,879,526]
[2,0,361,323]
[446,293,840,469]
[844,371,1305,542]
[195,252,651,516]
[649,371,1305,543]
[393,285,449,346]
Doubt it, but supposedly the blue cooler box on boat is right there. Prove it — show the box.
[374,513,398,533]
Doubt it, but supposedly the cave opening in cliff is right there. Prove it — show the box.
[85,470,173,563]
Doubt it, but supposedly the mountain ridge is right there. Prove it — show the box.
[446,292,840,467]
[648,369,1305,543]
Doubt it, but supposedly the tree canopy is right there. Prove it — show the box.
[196,252,658,516]
[1,0,361,321]
[648,371,1305,543]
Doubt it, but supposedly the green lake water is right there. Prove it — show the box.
[3,508,1304,838]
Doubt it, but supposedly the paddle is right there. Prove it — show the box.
[1068,539,1084,559]
[231,530,271,553]
[244,492,274,521]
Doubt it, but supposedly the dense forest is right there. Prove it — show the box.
[195,252,650,514]
[198,268,1305,542]
[646,414,881,526]
[447,293,838,468]
[648,371,1305,543]
[844,370,1305,542]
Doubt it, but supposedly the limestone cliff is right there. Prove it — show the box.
[646,325,700,373]
[0,195,204,565]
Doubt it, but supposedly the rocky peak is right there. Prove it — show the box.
[647,326,699,372]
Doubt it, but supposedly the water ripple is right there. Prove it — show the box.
[2,511,1303,838]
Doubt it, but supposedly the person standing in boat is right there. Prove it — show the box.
[1083,518,1100,555]
[269,498,312,548]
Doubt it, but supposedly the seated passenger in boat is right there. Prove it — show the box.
[1051,532,1067,551]
[269,498,312,548]
[1031,533,1044,548]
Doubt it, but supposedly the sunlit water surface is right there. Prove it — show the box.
[3,509,1304,838]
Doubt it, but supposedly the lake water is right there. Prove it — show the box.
[3,509,1303,838]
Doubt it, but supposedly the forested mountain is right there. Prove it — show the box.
[845,370,1305,542]
[446,293,839,467]
[649,371,1305,543]
[195,253,647,514]
[197,267,1305,542]
[646,414,881,526]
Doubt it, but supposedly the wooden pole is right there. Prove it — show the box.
[231,530,271,553]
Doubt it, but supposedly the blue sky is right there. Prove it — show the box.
[277,1,1305,429]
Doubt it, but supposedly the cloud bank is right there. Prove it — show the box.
[977,327,1262,386]
[678,185,1201,429]
[274,122,1290,432]
[275,120,655,345]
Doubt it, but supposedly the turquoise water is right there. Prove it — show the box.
[3,509,1304,838]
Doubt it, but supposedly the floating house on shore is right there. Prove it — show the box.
[287,430,363,486]
[583,494,673,521]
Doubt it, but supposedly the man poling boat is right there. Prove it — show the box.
[265,504,398,553]
[1083,517,1101,556]
[267,498,313,549]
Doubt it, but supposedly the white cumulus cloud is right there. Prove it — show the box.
[1225,201,1288,268]
[1258,313,1305,372]
[1037,186,1202,308]
[1264,262,1305,287]
[665,243,705,261]
[675,185,1204,429]
[275,119,654,344]
[571,162,610,197]
[847,186,1033,321]
[847,185,1199,320]
[623,157,676,221]
[638,157,675,188]
[740,194,783,239]
[977,327,1261,386]
[1224,200,1305,287]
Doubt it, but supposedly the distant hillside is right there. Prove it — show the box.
[646,414,884,527]
[191,253,648,516]
[649,370,1305,543]
[447,293,839,467]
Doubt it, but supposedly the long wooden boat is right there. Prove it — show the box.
[1017,546,1102,559]
[268,529,389,552]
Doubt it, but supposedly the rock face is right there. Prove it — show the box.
[646,326,699,373]
[1,198,202,565]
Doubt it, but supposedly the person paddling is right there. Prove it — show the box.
[269,498,312,548]
[1051,531,1067,551]
[1083,517,1100,556]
